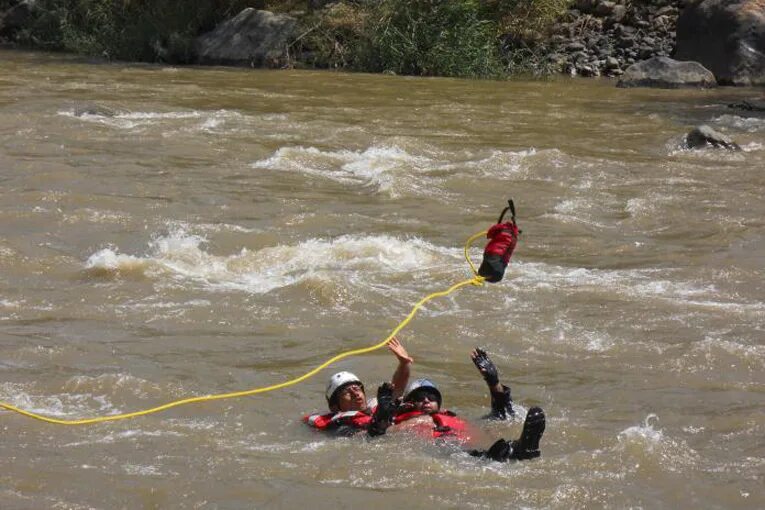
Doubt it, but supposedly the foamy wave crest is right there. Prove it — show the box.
[84,230,451,294]
[63,373,170,399]
[713,114,765,133]
[58,107,240,131]
[0,382,118,418]
[615,414,701,471]
[618,414,663,445]
[456,148,539,178]
[252,145,436,197]
[85,249,151,277]
[511,261,764,312]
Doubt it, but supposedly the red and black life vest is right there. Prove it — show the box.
[303,408,375,431]
[393,409,471,441]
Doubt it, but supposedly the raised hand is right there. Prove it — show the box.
[387,336,413,364]
[471,348,499,387]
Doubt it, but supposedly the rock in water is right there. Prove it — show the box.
[616,56,717,88]
[686,125,741,151]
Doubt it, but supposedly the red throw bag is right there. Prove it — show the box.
[478,200,521,283]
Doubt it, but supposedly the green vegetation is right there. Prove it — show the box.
[298,0,572,78]
[13,0,252,62]
[5,0,573,77]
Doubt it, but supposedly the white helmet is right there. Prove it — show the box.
[403,378,442,407]
[325,371,363,404]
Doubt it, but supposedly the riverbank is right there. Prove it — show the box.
[0,0,681,78]
[1,0,763,86]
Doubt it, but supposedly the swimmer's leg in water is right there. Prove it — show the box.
[469,407,546,462]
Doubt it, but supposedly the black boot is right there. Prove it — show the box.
[508,407,545,460]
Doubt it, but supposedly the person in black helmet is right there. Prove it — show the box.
[389,348,545,462]
[303,336,412,436]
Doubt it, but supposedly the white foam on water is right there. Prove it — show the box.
[713,114,765,133]
[683,336,765,372]
[618,414,663,445]
[616,414,701,473]
[83,229,455,295]
[252,144,572,196]
[457,148,539,178]
[85,248,151,274]
[0,299,21,308]
[0,382,118,418]
[511,261,761,313]
[252,144,436,197]
[544,200,611,229]
[63,429,185,448]
[62,373,176,399]
[122,464,164,476]
[58,108,243,132]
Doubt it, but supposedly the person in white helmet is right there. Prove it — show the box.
[303,336,412,436]
[388,348,546,462]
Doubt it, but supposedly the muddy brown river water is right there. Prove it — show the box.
[1,49,764,509]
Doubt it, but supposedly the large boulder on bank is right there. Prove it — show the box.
[194,8,297,68]
[0,0,34,39]
[616,56,717,88]
[685,125,741,150]
[675,0,765,86]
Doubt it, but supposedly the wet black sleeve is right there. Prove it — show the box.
[488,384,515,420]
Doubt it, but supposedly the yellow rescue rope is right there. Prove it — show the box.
[0,230,488,425]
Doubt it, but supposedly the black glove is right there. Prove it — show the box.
[472,348,499,387]
[368,383,398,437]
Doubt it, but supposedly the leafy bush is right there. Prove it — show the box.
[294,2,368,69]
[17,0,254,62]
[483,0,572,43]
[358,0,504,78]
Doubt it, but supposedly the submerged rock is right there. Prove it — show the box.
[685,125,741,151]
[616,56,717,88]
[72,103,118,117]
[728,99,765,112]
[194,8,297,68]
[675,0,765,86]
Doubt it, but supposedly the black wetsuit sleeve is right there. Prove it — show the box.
[488,384,515,420]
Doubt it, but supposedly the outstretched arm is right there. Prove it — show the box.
[388,336,413,399]
[471,348,515,420]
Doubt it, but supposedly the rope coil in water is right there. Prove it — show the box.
[0,230,487,425]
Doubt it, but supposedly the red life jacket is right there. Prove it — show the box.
[393,409,471,441]
[478,222,520,282]
[303,407,375,431]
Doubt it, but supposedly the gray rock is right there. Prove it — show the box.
[728,99,765,112]
[617,56,717,88]
[194,8,297,68]
[675,0,765,86]
[609,5,628,24]
[656,6,678,17]
[594,1,616,16]
[606,56,621,69]
[686,125,741,150]
[578,64,600,77]
[0,0,34,38]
